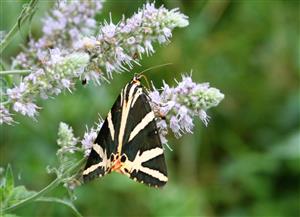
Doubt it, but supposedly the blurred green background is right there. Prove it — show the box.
[1,0,299,216]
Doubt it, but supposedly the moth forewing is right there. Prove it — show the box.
[83,76,168,187]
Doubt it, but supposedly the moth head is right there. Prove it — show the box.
[132,74,142,85]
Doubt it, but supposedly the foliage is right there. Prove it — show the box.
[0,0,299,217]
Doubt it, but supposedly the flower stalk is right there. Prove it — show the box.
[0,70,31,75]
[35,197,83,217]
[0,0,38,53]
[2,158,85,213]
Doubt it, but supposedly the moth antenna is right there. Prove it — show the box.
[136,63,173,77]
[164,142,173,152]
[139,74,151,90]
[134,63,173,89]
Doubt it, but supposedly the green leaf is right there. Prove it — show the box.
[7,186,36,207]
[5,165,14,194]
[0,186,4,207]
[0,166,12,207]
[2,165,14,202]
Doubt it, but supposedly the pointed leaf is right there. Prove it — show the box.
[7,186,36,207]
[4,165,14,198]
[0,184,4,206]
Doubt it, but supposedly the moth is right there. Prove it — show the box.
[83,75,168,187]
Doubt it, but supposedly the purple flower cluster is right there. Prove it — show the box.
[149,75,224,144]
[81,117,104,157]
[2,1,103,124]
[6,52,90,121]
[75,2,189,78]
[1,1,189,125]
[13,0,103,70]
[0,105,13,125]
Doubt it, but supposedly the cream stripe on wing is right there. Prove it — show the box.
[139,166,168,182]
[128,148,164,171]
[107,111,114,141]
[128,111,155,142]
[120,88,123,106]
[83,162,104,175]
[125,147,167,182]
[138,147,164,163]
[131,88,142,108]
[93,143,106,158]
[83,143,107,175]
[117,84,137,153]
[120,83,128,106]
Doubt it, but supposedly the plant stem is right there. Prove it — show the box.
[0,70,31,76]
[2,158,85,213]
[36,197,83,217]
[0,0,38,53]
[3,177,61,212]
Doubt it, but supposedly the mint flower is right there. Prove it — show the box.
[2,2,189,124]
[5,0,103,124]
[81,128,98,157]
[0,105,13,125]
[6,52,90,119]
[81,117,104,157]
[76,2,189,78]
[12,101,39,118]
[13,0,103,70]
[47,122,82,192]
[57,122,79,156]
[149,75,225,144]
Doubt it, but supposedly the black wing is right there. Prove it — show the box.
[83,79,168,188]
[121,83,168,187]
[82,94,122,182]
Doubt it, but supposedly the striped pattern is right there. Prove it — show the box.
[82,143,109,175]
[128,111,155,142]
[107,111,114,141]
[117,83,139,153]
[127,147,168,182]
[83,77,168,187]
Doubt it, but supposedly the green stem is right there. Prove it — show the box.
[0,0,38,53]
[2,177,61,212]
[2,158,85,213]
[0,70,31,75]
[0,101,10,106]
[36,197,83,217]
